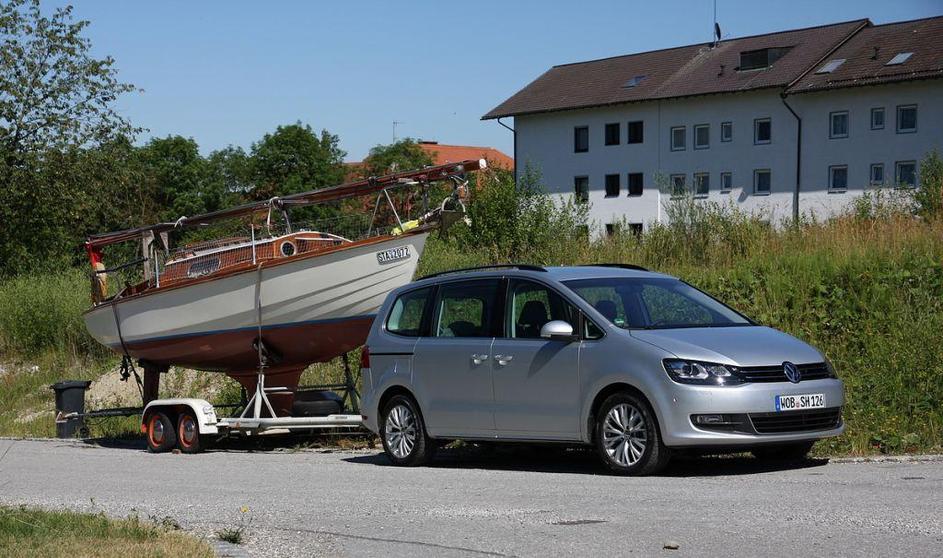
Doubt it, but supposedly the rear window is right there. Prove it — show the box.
[386,287,431,337]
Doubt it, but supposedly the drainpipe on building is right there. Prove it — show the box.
[780,93,802,224]
[497,117,516,185]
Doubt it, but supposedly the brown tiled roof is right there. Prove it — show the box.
[788,16,943,94]
[482,19,868,119]
[416,141,514,170]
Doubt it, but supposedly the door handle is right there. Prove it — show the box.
[494,354,514,366]
[471,353,489,365]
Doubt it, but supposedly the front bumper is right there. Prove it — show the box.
[657,378,845,447]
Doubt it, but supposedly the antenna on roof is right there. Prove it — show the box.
[711,0,722,47]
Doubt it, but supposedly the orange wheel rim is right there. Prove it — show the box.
[147,415,164,446]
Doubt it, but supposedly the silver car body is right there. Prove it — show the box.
[361,267,844,448]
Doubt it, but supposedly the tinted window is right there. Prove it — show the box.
[627,121,644,143]
[574,126,589,152]
[627,173,643,196]
[386,287,431,336]
[564,277,751,329]
[507,280,576,339]
[605,123,620,145]
[605,174,620,197]
[434,281,499,338]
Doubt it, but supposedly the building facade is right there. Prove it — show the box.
[483,17,943,232]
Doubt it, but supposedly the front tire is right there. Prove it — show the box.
[594,392,670,475]
[145,412,176,453]
[380,395,434,466]
[176,412,205,454]
[752,441,815,461]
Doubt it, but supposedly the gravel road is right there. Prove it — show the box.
[1,438,941,557]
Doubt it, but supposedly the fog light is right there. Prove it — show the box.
[695,414,725,424]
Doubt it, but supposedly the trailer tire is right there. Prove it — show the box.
[145,411,176,453]
[176,411,204,454]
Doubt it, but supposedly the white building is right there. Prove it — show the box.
[482,17,943,233]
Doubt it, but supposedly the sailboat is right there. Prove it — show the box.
[83,159,485,413]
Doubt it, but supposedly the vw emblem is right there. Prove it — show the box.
[783,361,801,383]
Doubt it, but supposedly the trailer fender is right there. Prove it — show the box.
[141,398,219,435]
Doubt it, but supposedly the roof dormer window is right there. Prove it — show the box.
[815,59,846,74]
[738,47,792,71]
[622,75,646,88]
[885,52,913,66]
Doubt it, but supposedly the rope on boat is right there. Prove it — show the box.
[110,301,144,400]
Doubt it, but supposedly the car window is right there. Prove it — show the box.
[564,277,751,329]
[640,284,713,326]
[507,280,576,339]
[386,287,431,337]
[434,280,499,338]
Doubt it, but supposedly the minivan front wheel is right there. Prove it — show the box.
[595,392,670,475]
[380,395,434,466]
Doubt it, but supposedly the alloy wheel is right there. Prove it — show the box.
[602,403,648,467]
[385,404,418,459]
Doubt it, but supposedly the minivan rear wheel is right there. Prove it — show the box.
[380,395,434,466]
[594,392,670,475]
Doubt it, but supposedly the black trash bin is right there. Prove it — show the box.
[50,380,91,438]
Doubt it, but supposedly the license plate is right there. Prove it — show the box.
[376,246,410,264]
[775,393,825,412]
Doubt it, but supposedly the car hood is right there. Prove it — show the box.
[628,326,823,366]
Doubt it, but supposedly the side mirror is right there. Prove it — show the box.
[540,320,577,342]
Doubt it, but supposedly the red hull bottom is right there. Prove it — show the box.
[125,317,373,416]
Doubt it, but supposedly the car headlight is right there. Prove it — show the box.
[663,359,743,386]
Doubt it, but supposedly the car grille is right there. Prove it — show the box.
[749,407,842,434]
[737,362,831,383]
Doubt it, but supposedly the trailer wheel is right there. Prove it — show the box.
[145,412,176,453]
[176,412,204,454]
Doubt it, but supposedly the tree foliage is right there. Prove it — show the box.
[0,0,136,161]
[914,149,943,219]
[248,122,345,200]
[361,138,433,177]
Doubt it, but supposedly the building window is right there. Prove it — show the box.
[628,223,643,237]
[754,118,771,144]
[720,121,732,142]
[896,105,917,133]
[604,174,620,197]
[870,163,884,186]
[574,176,589,202]
[895,161,916,188]
[720,172,732,192]
[627,120,644,144]
[871,108,885,130]
[604,123,620,146]
[694,172,709,196]
[739,47,792,71]
[670,174,686,196]
[627,172,643,196]
[574,126,589,152]
[605,223,617,237]
[829,165,848,191]
[829,111,849,139]
[694,124,710,149]
[670,126,686,151]
[753,169,771,194]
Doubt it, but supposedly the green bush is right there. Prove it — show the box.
[0,268,104,356]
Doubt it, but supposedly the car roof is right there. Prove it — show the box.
[409,265,676,289]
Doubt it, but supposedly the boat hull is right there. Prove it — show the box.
[84,233,428,373]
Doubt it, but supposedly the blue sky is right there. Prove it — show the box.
[57,0,941,161]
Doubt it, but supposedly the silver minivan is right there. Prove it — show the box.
[360,264,844,475]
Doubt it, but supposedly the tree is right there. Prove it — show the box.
[136,136,214,221]
[914,149,943,219]
[0,0,137,161]
[248,122,345,200]
[361,138,433,177]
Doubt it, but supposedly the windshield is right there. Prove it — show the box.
[563,277,752,329]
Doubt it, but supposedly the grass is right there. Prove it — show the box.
[1,208,940,456]
[0,506,213,558]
